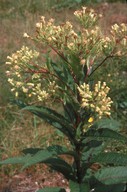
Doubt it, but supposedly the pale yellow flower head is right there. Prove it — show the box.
[78,81,113,119]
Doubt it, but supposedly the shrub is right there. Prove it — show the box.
[1,6,127,192]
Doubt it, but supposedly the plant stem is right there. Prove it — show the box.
[89,55,112,77]
[75,143,82,183]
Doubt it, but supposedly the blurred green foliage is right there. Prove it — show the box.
[0,0,127,18]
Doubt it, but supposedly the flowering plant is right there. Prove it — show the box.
[1,7,127,192]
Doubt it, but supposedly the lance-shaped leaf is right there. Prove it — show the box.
[47,145,75,157]
[22,145,74,157]
[22,145,75,169]
[10,99,27,108]
[43,157,75,181]
[91,152,127,165]
[37,187,66,192]
[22,149,53,169]
[51,61,75,91]
[69,180,90,192]
[94,166,127,184]
[0,154,31,165]
[63,102,77,124]
[0,145,74,173]
[22,148,43,155]
[22,106,75,140]
[83,128,127,142]
[81,140,105,162]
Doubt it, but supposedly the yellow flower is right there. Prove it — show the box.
[88,117,94,123]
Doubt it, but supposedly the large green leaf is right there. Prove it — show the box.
[91,152,127,165]
[63,102,77,124]
[95,118,120,131]
[37,187,66,192]
[90,177,126,192]
[0,145,74,170]
[47,145,75,156]
[23,106,74,140]
[44,157,75,181]
[69,54,82,80]
[81,140,105,162]
[22,145,74,169]
[69,180,90,192]
[94,183,126,192]
[22,149,53,169]
[22,145,74,157]
[83,128,127,142]
[0,154,31,165]
[95,166,127,184]
[51,61,75,91]
[22,148,43,155]
[10,99,27,108]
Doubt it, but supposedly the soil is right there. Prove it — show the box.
[0,165,69,192]
[0,2,127,192]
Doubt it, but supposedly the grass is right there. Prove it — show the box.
[0,0,127,186]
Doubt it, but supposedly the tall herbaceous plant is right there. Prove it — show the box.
[1,7,127,192]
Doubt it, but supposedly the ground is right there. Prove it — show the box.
[1,166,69,192]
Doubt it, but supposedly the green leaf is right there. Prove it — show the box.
[63,102,77,124]
[69,180,90,192]
[90,176,126,192]
[69,54,82,80]
[22,145,74,156]
[96,118,120,131]
[22,149,53,169]
[0,155,31,165]
[51,61,75,91]
[10,99,27,108]
[0,145,74,172]
[84,128,127,142]
[91,152,127,165]
[22,148,43,155]
[22,145,74,169]
[94,183,126,192]
[81,140,105,162]
[37,187,66,192]
[74,0,82,3]
[47,145,74,157]
[95,166,127,184]
[44,157,75,181]
[23,106,74,140]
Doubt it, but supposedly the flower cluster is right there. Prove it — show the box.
[110,23,127,55]
[35,17,75,52]
[30,14,102,64]
[23,7,127,64]
[32,81,59,102]
[6,46,58,102]
[6,46,39,97]
[6,46,39,66]
[74,6,102,28]
[101,36,115,55]
[111,23,127,39]
[78,81,113,119]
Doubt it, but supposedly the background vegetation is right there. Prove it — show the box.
[0,0,127,188]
